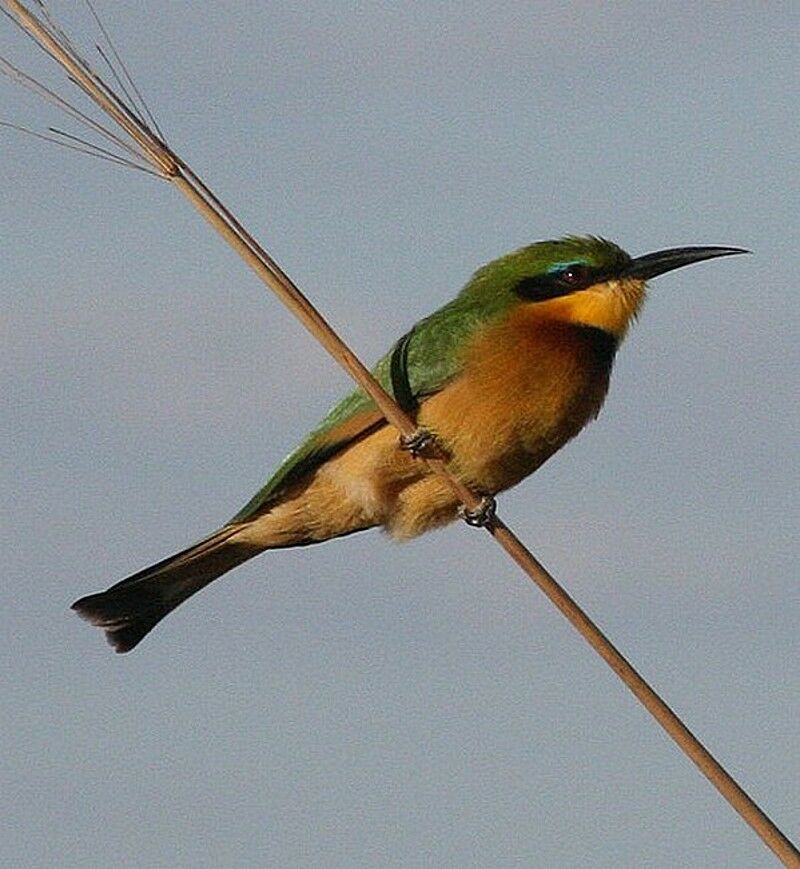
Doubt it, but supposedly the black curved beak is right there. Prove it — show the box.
[622,246,750,281]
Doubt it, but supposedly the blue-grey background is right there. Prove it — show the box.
[2,2,797,866]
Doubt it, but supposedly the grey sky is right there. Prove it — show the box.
[2,2,798,867]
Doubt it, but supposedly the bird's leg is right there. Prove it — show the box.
[399,427,437,459]
[458,494,497,528]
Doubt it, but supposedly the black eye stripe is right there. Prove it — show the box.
[512,275,565,301]
[512,263,599,301]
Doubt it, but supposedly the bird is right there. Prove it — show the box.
[72,235,746,652]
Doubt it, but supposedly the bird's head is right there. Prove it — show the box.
[466,236,748,340]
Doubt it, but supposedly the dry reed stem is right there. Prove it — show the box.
[3,2,798,865]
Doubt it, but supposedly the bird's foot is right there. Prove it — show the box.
[399,427,436,459]
[458,495,497,528]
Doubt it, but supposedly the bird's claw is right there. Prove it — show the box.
[400,427,436,458]
[458,495,497,528]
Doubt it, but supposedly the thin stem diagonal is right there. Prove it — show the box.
[1,2,797,865]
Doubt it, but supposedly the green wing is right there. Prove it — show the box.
[230,277,511,523]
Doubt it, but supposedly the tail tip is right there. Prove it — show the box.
[71,593,163,653]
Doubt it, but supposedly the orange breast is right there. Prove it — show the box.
[418,307,617,493]
[243,307,620,546]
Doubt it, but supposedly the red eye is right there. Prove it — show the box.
[558,264,590,287]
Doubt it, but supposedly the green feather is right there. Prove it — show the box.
[229,236,629,522]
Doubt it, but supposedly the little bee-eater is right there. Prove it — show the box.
[73,236,746,651]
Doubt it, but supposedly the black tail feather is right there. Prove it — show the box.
[71,525,259,652]
[72,586,173,653]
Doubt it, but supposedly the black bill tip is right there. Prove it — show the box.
[623,246,750,281]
